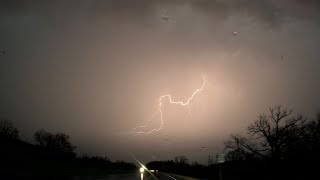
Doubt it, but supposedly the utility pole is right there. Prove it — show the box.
[219,163,223,180]
[208,155,213,166]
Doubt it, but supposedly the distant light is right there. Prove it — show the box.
[140,167,145,173]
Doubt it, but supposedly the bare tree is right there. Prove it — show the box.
[225,106,307,160]
[305,112,320,153]
[34,129,76,153]
[174,155,189,164]
[225,148,246,161]
[0,119,19,140]
[34,129,49,146]
[225,134,262,159]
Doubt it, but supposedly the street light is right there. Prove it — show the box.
[140,167,144,173]
[140,167,145,180]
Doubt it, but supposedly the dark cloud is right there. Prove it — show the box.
[192,0,320,27]
[192,0,279,25]
[1,0,320,26]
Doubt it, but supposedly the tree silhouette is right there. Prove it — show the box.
[225,105,307,160]
[305,112,320,154]
[225,148,246,161]
[174,155,189,165]
[224,134,260,160]
[0,119,19,140]
[34,129,76,153]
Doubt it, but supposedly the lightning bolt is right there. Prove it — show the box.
[133,74,206,135]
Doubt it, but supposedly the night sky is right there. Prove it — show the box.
[1,0,320,164]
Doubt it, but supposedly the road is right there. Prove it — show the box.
[157,173,177,180]
[73,172,179,180]
[103,172,178,180]
[145,172,177,180]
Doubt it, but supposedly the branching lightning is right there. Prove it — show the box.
[133,74,206,135]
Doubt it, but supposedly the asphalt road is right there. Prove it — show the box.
[157,173,177,180]
[73,172,178,180]
[145,172,177,180]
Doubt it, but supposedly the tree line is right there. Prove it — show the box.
[0,119,136,178]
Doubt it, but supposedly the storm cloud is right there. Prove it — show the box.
[1,0,320,163]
